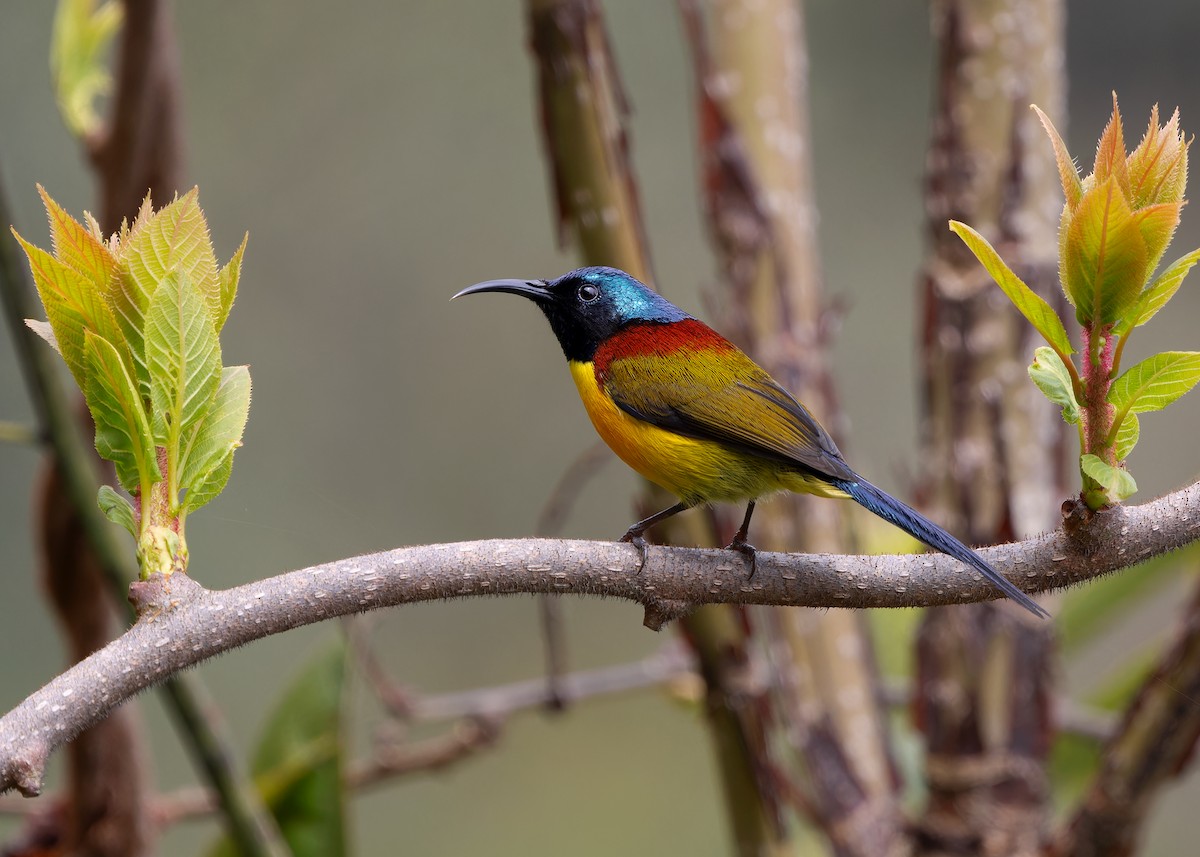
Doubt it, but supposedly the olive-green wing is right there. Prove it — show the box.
[601,348,855,482]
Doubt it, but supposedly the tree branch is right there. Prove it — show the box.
[1,485,1198,797]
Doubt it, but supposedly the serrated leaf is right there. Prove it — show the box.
[1128,105,1188,209]
[84,331,159,493]
[1092,94,1131,198]
[50,0,123,137]
[1115,247,1200,335]
[204,641,348,857]
[1114,413,1140,461]
[1064,177,1150,325]
[25,319,62,355]
[1081,454,1138,502]
[97,485,137,536]
[183,449,233,514]
[38,185,119,291]
[1033,105,1081,208]
[180,365,251,500]
[949,221,1074,356]
[1109,351,1200,418]
[145,271,221,453]
[14,229,123,386]
[1133,201,1181,276]
[216,232,247,331]
[1028,346,1081,424]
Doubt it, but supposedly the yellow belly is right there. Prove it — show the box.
[568,361,845,506]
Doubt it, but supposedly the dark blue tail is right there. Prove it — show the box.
[833,477,1049,619]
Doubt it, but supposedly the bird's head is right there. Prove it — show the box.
[453,266,688,362]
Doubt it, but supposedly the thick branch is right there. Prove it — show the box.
[1,485,1198,796]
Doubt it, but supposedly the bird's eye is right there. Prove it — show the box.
[578,283,601,303]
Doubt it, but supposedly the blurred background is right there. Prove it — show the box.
[2,1,1200,854]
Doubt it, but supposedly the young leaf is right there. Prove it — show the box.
[948,221,1074,356]
[1092,94,1131,199]
[1114,413,1140,461]
[216,232,248,331]
[144,271,221,449]
[204,641,348,857]
[50,0,123,137]
[1033,105,1082,208]
[84,330,160,493]
[13,230,124,385]
[180,365,251,498]
[1063,178,1149,325]
[1028,346,1081,424]
[38,185,118,291]
[1081,454,1138,502]
[25,319,62,355]
[1115,247,1200,335]
[1109,351,1200,417]
[183,449,233,514]
[97,485,137,537]
[120,188,220,332]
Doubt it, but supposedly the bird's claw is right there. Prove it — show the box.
[725,537,757,579]
[620,529,649,573]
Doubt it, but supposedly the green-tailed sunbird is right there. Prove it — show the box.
[453,266,1048,618]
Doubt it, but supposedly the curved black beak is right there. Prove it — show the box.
[451,278,552,302]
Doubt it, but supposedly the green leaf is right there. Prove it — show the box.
[1115,247,1200,336]
[1109,351,1200,417]
[1032,105,1081,208]
[216,232,248,331]
[205,641,348,857]
[1063,177,1150,325]
[144,270,221,451]
[183,449,233,514]
[1114,413,1140,461]
[948,221,1074,356]
[84,331,160,493]
[97,485,136,536]
[1028,346,1080,424]
[180,366,251,506]
[13,229,124,387]
[50,0,123,137]
[1081,454,1137,502]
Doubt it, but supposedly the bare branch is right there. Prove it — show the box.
[1,485,1198,797]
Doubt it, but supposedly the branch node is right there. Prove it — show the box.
[128,571,205,618]
[7,747,47,797]
[642,598,695,631]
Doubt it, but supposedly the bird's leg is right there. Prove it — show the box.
[726,501,758,578]
[620,501,691,573]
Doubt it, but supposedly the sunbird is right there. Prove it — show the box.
[454,266,1048,619]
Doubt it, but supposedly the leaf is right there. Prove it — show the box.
[1063,177,1149,325]
[25,319,62,355]
[1132,201,1182,277]
[1028,346,1080,424]
[1081,454,1138,502]
[949,221,1074,356]
[13,229,125,386]
[50,0,123,137]
[97,485,136,537]
[1033,105,1081,208]
[38,184,118,291]
[1092,93,1131,199]
[84,331,160,493]
[144,271,221,450]
[204,641,348,857]
[1109,351,1200,417]
[1115,247,1200,335]
[1114,413,1140,461]
[180,365,251,505]
[183,449,233,514]
[216,232,248,331]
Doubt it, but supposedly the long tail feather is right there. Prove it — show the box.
[833,476,1049,619]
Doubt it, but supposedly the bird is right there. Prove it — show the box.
[453,265,1048,619]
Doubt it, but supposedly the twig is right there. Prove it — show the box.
[0,486,1198,797]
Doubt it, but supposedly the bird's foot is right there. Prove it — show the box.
[620,528,649,574]
[725,537,757,579]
